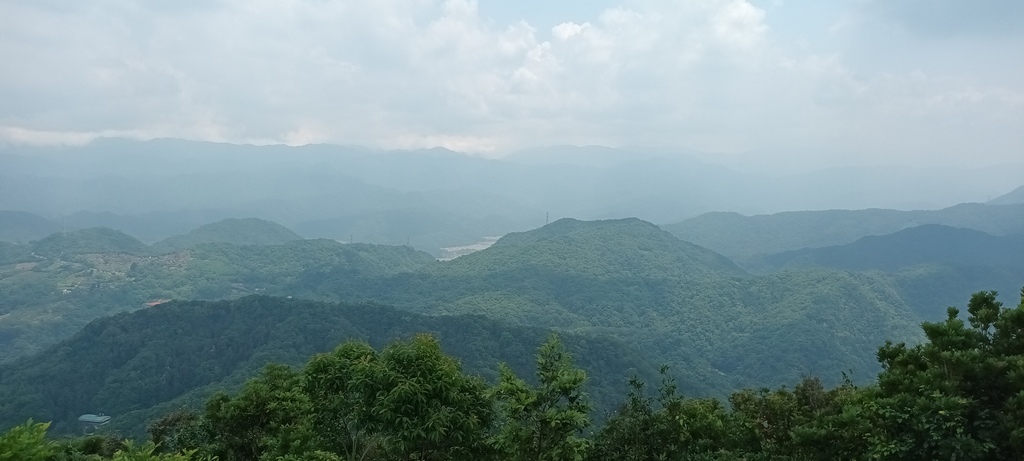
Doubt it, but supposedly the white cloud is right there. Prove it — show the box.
[552,22,587,41]
[0,0,1021,166]
[711,0,767,48]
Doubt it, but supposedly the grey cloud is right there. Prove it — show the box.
[0,0,1021,167]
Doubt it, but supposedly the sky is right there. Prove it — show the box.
[0,0,1022,168]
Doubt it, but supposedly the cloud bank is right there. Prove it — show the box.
[0,0,1021,166]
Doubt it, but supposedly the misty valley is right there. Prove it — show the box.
[0,141,1023,460]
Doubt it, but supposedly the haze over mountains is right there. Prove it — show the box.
[664,203,1024,260]
[1,139,1023,447]
[3,139,1023,256]
[4,0,1024,454]
[990,185,1024,205]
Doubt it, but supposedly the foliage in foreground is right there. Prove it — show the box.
[5,289,1024,461]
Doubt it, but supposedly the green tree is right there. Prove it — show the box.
[849,290,1024,460]
[304,335,494,461]
[491,335,591,461]
[303,340,385,460]
[202,364,311,461]
[0,420,52,461]
[589,367,730,461]
[107,441,202,461]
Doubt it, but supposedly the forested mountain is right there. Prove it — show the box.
[32,227,151,257]
[3,215,1023,459]
[762,225,1024,271]
[152,218,303,252]
[990,185,1024,205]
[0,296,659,436]
[426,218,747,279]
[300,219,924,392]
[65,210,238,244]
[748,225,1024,319]
[663,202,1024,260]
[0,210,60,243]
[2,217,928,394]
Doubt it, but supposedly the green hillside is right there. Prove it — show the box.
[663,203,1024,260]
[31,227,151,257]
[2,217,930,408]
[0,239,435,363]
[753,225,1024,319]
[6,291,1023,461]
[0,241,34,266]
[0,296,659,436]
[152,218,303,252]
[305,219,923,392]
[429,217,746,279]
[892,264,1024,319]
[0,211,60,243]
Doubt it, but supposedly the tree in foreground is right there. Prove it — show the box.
[491,335,592,461]
[846,289,1024,460]
[305,334,494,461]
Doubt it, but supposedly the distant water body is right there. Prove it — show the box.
[438,236,501,261]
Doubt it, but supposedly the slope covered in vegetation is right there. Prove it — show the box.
[304,218,924,392]
[2,218,931,393]
[0,296,658,437]
[0,239,435,363]
[6,290,1023,461]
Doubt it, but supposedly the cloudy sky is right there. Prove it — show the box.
[1,0,1022,167]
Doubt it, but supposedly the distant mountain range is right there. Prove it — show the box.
[662,203,1024,260]
[152,218,302,252]
[3,139,1023,256]
[32,227,152,257]
[990,185,1024,205]
[0,216,307,254]
[761,224,1024,272]
[751,224,1024,319]
[0,211,60,243]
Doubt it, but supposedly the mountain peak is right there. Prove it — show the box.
[33,227,149,256]
[989,185,1024,205]
[436,217,746,279]
[153,218,302,251]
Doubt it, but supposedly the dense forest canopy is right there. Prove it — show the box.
[5,215,1020,393]
[0,296,660,437]
[2,209,1022,460]
[4,290,1024,460]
